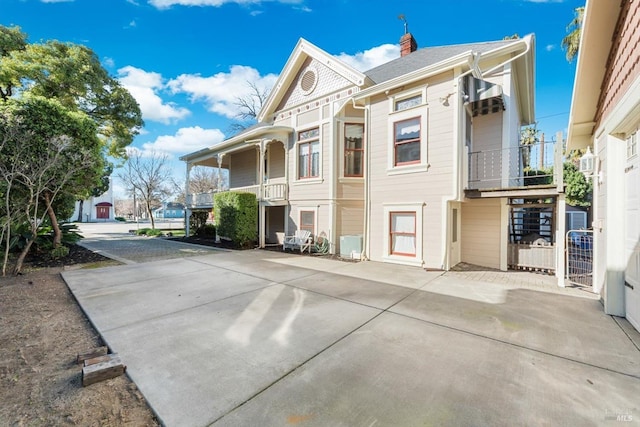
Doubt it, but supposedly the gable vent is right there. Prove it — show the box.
[300,67,318,95]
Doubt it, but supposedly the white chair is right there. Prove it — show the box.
[282,230,312,253]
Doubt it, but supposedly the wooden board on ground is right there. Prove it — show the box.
[82,354,126,386]
[76,346,108,364]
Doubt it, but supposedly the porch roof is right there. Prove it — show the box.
[179,124,293,163]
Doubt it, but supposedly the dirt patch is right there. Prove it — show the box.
[0,247,158,426]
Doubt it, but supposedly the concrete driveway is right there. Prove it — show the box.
[62,226,640,426]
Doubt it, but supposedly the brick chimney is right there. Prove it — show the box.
[400,33,418,57]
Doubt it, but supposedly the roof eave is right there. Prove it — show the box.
[567,0,618,151]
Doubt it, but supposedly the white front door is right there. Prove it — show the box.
[625,136,640,331]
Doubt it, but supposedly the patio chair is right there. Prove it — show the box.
[282,230,312,253]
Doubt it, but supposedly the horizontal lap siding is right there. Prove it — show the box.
[268,142,286,180]
[229,149,257,188]
[461,198,501,269]
[367,74,456,268]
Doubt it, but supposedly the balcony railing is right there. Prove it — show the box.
[467,141,560,191]
[185,183,288,209]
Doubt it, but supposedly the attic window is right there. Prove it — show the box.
[300,67,318,95]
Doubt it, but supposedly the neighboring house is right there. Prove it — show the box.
[153,202,185,219]
[567,0,640,330]
[181,33,564,277]
[68,178,115,222]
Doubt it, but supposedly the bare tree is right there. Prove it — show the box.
[116,151,173,230]
[190,166,226,193]
[227,80,271,135]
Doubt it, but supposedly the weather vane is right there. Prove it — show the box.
[398,14,408,35]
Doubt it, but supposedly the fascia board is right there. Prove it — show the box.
[567,0,618,150]
[180,125,293,162]
[353,53,474,103]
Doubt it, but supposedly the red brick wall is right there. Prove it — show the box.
[596,0,640,126]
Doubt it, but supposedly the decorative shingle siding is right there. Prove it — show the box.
[276,57,354,112]
[596,0,640,126]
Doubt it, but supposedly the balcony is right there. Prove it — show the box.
[466,140,561,197]
[186,183,288,209]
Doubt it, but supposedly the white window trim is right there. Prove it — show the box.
[382,202,425,267]
[627,130,638,160]
[295,126,323,183]
[296,205,319,236]
[340,118,365,180]
[387,87,429,174]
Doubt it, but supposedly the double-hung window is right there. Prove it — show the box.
[628,131,637,160]
[394,117,421,166]
[387,88,427,172]
[344,123,364,177]
[389,211,416,256]
[298,128,320,179]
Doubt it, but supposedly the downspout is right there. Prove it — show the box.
[352,97,370,260]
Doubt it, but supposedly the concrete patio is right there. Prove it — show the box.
[62,239,640,426]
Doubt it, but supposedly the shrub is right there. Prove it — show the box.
[115,216,126,222]
[195,223,216,238]
[146,228,163,237]
[189,211,209,231]
[213,192,257,248]
[50,245,70,259]
[136,228,151,235]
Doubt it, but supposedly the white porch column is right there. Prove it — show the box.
[556,194,566,287]
[185,163,192,236]
[258,140,267,248]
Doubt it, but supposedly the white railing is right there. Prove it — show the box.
[186,183,287,208]
[264,183,287,200]
[186,192,216,208]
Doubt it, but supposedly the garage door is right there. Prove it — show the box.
[625,132,640,331]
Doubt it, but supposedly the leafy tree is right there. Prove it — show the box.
[562,6,585,63]
[563,160,592,207]
[0,96,100,274]
[0,25,143,249]
[117,151,173,230]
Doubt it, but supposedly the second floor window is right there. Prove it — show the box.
[298,128,320,179]
[344,123,364,177]
[394,117,421,166]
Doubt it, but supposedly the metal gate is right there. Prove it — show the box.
[566,229,593,287]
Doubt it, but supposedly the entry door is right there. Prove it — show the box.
[96,206,109,219]
[625,137,640,331]
[450,203,461,267]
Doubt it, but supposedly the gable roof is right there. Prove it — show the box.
[356,35,535,125]
[258,38,370,122]
[364,40,514,84]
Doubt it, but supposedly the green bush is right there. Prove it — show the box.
[146,228,163,237]
[136,228,151,235]
[195,223,216,237]
[50,245,70,259]
[189,211,209,231]
[213,192,257,248]
[115,216,126,222]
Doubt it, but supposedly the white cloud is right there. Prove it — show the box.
[336,44,400,72]
[103,57,115,68]
[141,126,225,157]
[545,44,556,52]
[148,0,303,9]
[168,65,278,119]
[118,66,191,124]
[41,0,74,3]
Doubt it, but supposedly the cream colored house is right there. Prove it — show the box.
[567,0,640,330]
[181,33,564,276]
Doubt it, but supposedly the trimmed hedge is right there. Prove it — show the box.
[214,192,257,248]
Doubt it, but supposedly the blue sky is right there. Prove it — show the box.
[4,0,583,196]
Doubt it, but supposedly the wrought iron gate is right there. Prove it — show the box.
[566,229,593,287]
